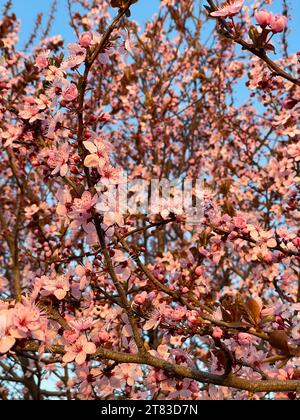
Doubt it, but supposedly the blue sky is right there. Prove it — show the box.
[8,0,161,46]
[4,0,300,54]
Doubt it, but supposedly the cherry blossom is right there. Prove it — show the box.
[0,312,15,354]
[63,336,96,365]
[210,1,244,18]
[83,138,110,169]
[61,83,78,103]
[270,14,288,33]
[41,274,70,300]
[255,10,273,28]
[45,144,71,177]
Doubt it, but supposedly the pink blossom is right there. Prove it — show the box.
[61,43,87,71]
[46,144,71,177]
[45,65,65,82]
[212,327,224,339]
[112,250,135,282]
[83,138,110,169]
[270,14,288,33]
[62,83,78,102]
[288,143,300,162]
[0,312,15,354]
[99,165,121,185]
[233,215,247,229]
[35,50,50,70]
[98,331,110,342]
[63,329,80,344]
[292,324,300,340]
[79,32,93,48]
[249,227,277,248]
[41,274,70,300]
[211,1,244,18]
[69,192,98,229]
[134,292,148,305]
[255,10,273,28]
[69,317,93,333]
[75,259,93,290]
[63,335,96,365]
[19,96,41,121]
[11,302,44,339]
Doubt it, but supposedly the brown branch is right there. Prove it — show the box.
[18,341,300,394]
[206,0,300,87]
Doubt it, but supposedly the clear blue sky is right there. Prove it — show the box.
[4,0,300,54]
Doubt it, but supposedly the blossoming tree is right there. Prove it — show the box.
[0,0,300,400]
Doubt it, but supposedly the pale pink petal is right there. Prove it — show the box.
[0,336,16,354]
[84,154,100,168]
[267,238,277,248]
[63,352,76,364]
[56,204,67,216]
[83,342,96,355]
[76,351,87,365]
[54,289,67,300]
[60,163,68,177]
[83,141,97,154]
[75,266,86,277]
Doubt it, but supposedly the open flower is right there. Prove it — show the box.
[288,143,300,162]
[292,324,300,340]
[41,274,70,300]
[11,302,44,339]
[63,335,96,365]
[248,227,277,248]
[79,32,93,48]
[99,164,121,185]
[61,43,87,71]
[0,311,15,354]
[70,191,98,218]
[35,49,51,70]
[62,83,78,102]
[210,0,244,18]
[46,144,71,177]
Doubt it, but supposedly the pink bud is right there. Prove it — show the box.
[99,331,110,342]
[255,10,273,28]
[212,327,223,339]
[270,14,287,33]
[195,266,202,277]
[79,32,93,48]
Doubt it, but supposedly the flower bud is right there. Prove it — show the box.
[255,10,273,28]
[270,14,287,33]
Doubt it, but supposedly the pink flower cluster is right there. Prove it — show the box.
[210,1,244,18]
[0,300,46,354]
